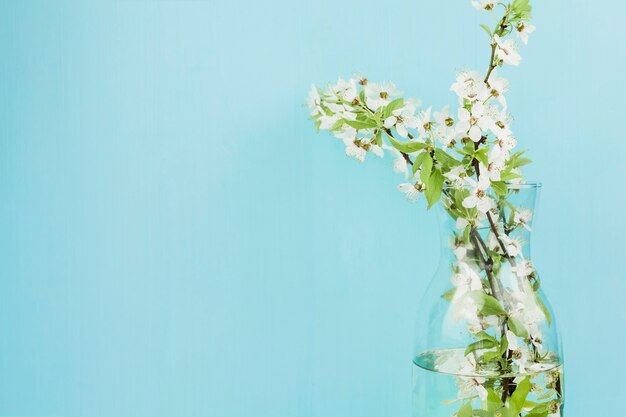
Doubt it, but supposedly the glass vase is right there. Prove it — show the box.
[412,183,564,417]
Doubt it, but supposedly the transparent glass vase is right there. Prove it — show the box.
[412,183,564,417]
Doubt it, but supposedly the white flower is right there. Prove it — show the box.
[382,144,410,177]
[434,105,458,146]
[511,260,534,279]
[501,235,524,257]
[508,286,546,343]
[365,82,400,111]
[397,181,422,202]
[342,137,367,163]
[471,0,495,11]
[326,102,357,121]
[319,114,339,130]
[416,107,433,138]
[331,78,358,102]
[384,102,419,138]
[307,85,323,116]
[451,262,483,299]
[490,134,517,166]
[462,175,494,213]
[516,22,536,45]
[456,355,488,400]
[451,293,482,333]
[445,166,469,189]
[494,34,522,66]
[479,162,502,182]
[454,245,467,261]
[457,103,493,142]
[334,125,357,141]
[456,217,469,230]
[486,70,509,108]
[506,330,521,352]
[450,70,489,103]
[370,144,385,158]
[514,209,533,231]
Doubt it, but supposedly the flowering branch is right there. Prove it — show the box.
[304,0,561,416]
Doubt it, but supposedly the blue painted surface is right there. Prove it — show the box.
[0,1,623,416]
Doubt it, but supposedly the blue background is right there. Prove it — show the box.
[0,1,624,416]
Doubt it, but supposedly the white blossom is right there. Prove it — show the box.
[365,82,400,111]
[471,0,495,11]
[370,144,385,158]
[494,34,522,66]
[383,144,410,177]
[451,262,483,299]
[331,78,358,102]
[416,107,433,138]
[397,180,422,202]
[434,105,457,146]
[450,70,489,103]
[462,175,494,213]
[457,103,493,142]
[326,102,357,121]
[342,137,367,163]
[456,217,469,230]
[486,70,510,108]
[384,102,419,138]
[445,166,469,189]
[334,125,357,141]
[307,85,323,116]
[319,114,340,130]
[454,245,467,261]
[511,260,534,279]
[514,209,533,231]
[479,162,502,182]
[516,22,536,45]
[501,235,524,257]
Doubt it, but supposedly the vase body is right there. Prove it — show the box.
[412,184,564,417]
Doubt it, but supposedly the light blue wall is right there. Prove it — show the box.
[0,1,623,416]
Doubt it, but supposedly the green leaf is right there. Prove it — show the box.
[499,171,521,181]
[482,351,501,362]
[468,291,506,317]
[457,402,473,417]
[387,134,428,154]
[344,118,379,130]
[425,169,444,209]
[498,331,509,355]
[464,339,497,356]
[441,288,457,302]
[491,181,508,197]
[510,157,532,168]
[474,149,489,166]
[374,130,382,146]
[480,23,492,37]
[487,389,504,413]
[462,225,471,245]
[383,98,405,119]
[434,148,461,168]
[412,151,427,175]
[420,154,433,184]
[509,377,532,415]
[330,118,345,131]
[507,316,528,338]
[475,331,498,344]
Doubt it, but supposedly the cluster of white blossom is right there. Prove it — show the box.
[305,1,560,415]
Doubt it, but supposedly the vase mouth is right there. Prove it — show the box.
[443,181,542,190]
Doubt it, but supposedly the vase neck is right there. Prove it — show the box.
[436,184,540,265]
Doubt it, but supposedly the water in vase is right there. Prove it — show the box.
[412,349,563,417]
